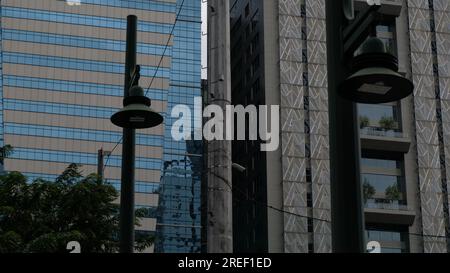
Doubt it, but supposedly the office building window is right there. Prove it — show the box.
[358,102,403,137]
[366,226,409,253]
[375,22,397,56]
[361,152,406,210]
[355,17,397,56]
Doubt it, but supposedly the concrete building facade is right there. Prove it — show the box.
[227,0,450,253]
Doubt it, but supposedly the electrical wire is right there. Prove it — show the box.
[103,0,186,172]
[207,168,450,241]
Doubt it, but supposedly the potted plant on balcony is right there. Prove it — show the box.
[385,185,401,208]
[363,180,376,204]
[379,116,396,131]
[359,116,370,129]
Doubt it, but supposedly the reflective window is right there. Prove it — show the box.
[361,154,406,209]
[376,22,397,56]
[4,75,167,100]
[65,0,176,12]
[2,29,172,55]
[361,158,399,170]
[4,99,117,119]
[3,52,169,78]
[0,0,202,253]
[366,227,408,253]
[10,148,162,170]
[358,103,400,130]
[2,7,175,33]
[24,172,160,195]
[4,123,162,146]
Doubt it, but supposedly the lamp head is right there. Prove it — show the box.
[339,37,414,104]
[111,85,163,129]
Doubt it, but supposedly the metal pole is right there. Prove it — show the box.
[326,0,366,253]
[119,15,138,253]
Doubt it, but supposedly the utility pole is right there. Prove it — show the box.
[119,15,138,253]
[206,0,233,253]
[98,149,104,180]
[97,149,111,181]
[326,0,366,253]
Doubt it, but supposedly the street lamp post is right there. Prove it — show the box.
[326,0,365,253]
[326,0,413,252]
[119,15,138,254]
[112,15,163,253]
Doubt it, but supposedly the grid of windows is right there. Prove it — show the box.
[155,0,202,253]
[358,19,401,139]
[0,0,201,253]
[135,206,158,219]
[4,75,167,100]
[109,180,160,194]
[2,29,172,55]
[4,123,163,146]
[10,147,162,170]
[23,172,160,194]
[358,20,407,215]
[3,52,169,78]
[59,0,176,12]
[2,6,175,34]
[4,99,117,119]
[0,3,4,165]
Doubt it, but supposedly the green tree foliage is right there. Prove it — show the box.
[0,145,13,165]
[0,163,154,253]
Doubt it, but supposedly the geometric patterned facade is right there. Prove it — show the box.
[408,0,450,253]
[277,0,450,253]
[278,0,331,253]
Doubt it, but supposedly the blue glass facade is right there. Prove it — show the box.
[0,0,201,252]
[0,4,4,163]
[155,0,203,253]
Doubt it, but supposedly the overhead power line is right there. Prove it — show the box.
[103,0,186,171]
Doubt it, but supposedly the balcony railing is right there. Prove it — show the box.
[360,127,407,138]
[365,199,409,211]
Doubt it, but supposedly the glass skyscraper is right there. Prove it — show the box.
[0,0,201,252]
[156,0,202,253]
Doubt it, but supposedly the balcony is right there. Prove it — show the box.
[355,0,403,16]
[359,127,411,153]
[366,199,409,211]
[364,199,416,226]
[360,127,406,138]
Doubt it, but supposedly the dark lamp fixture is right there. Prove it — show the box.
[339,37,414,104]
[111,85,163,129]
